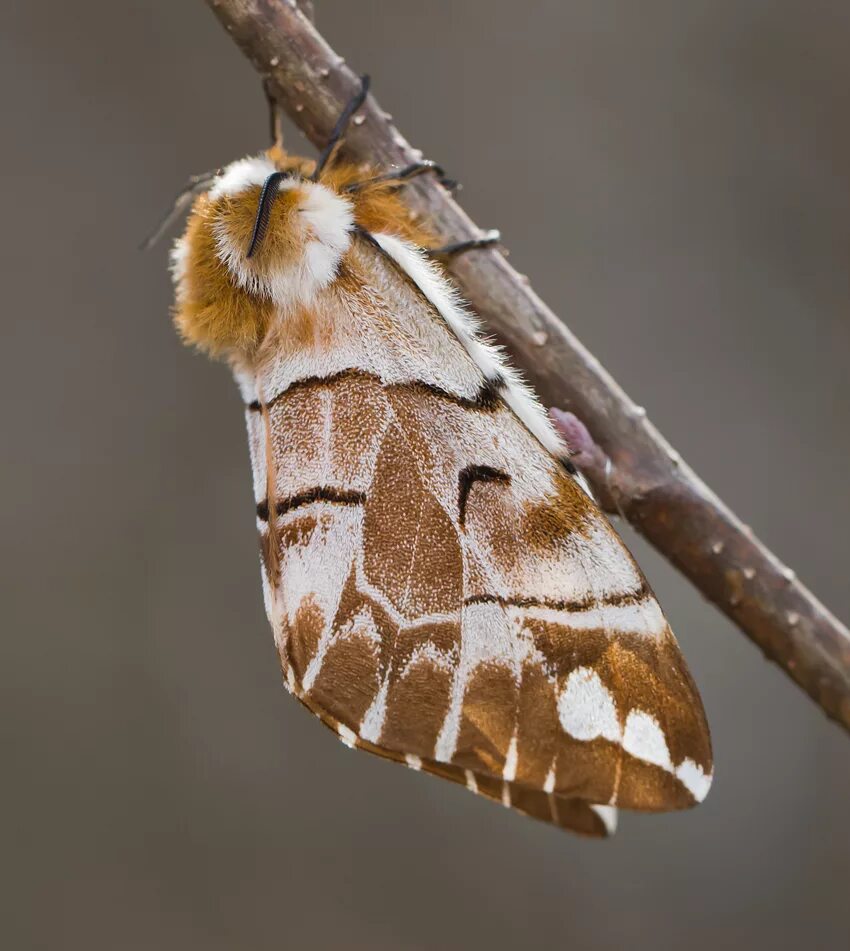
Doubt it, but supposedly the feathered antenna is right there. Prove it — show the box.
[245,171,293,258]
[139,170,220,251]
[245,76,371,259]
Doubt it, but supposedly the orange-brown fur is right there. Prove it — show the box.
[173,148,435,359]
[320,162,435,247]
[173,191,276,356]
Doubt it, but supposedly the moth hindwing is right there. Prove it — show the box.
[170,151,712,837]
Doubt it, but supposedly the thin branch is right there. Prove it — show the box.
[203,0,850,733]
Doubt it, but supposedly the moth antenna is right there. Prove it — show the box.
[312,74,371,182]
[139,169,220,251]
[246,171,293,258]
[343,159,448,193]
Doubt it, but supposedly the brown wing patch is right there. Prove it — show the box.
[309,630,383,729]
[522,471,596,548]
[302,564,392,730]
[615,760,695,811]
[379,657,454,758]
[453,663,518,776]
[287,594,325,682]
[363,423,463,618]
[514,661,560,788]
[553,737,620,803]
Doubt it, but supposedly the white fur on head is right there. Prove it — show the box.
[210,154,354,312]
[208,155,277,201]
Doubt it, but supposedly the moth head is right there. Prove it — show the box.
[171,153,354,357]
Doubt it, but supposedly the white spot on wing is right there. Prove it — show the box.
[337,724,358,748]
[622,711,673,771]
[558,667,621,742]
[675,758,713,802]
[560,686,714,805]
[503,734,519,782]
[589,803,618,835]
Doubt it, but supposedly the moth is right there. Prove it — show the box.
[168,79,712,837]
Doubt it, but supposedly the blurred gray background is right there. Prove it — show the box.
[2,1,849,948]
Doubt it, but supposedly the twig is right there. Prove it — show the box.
[202,0,850,733]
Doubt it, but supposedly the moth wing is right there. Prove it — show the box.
[171,159,711,836]
[248,362,711,837]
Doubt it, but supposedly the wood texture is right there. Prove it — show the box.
[202,0,850,733]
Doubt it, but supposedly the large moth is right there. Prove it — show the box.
[169,84,712,837]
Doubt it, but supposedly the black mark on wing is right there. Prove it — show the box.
[464,584,649,613]
[257,486,366,522]
[247,369,505,414]
[457,464,512,528]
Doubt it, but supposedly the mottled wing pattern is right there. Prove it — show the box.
[243,239,712,836]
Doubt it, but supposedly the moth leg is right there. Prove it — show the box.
[344,159,455,193]
[263,77,284,151]
[312,74,371,181]
[427,229,501,258]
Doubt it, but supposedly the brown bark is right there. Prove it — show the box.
[203,0,850,732]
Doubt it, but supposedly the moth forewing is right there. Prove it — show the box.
[170,151,712,837]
